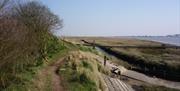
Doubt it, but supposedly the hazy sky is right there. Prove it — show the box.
[41,0,180,36]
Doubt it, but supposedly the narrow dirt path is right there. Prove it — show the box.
[49,58,65,91]
[49,65,63,91]
[39,58,65,91]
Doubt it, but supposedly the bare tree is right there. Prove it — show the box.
[0,0,10,11]
[15,1,63,59]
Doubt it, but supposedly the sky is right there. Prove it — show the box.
[40,0,180,36]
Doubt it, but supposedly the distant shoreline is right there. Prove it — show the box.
[125,36,180,46]
[64,36,180,46]
[108,35,180,46]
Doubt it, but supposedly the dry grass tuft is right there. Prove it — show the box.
[60,51,109,91]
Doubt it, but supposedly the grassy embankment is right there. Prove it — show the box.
[5,40,110,91]
[58,43,110,91]
[3,39,98,91]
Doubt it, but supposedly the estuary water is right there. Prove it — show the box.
[130,36,180,46]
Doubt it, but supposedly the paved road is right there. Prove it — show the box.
[123,69,180,90]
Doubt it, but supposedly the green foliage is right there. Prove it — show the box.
[82,61,93,71]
